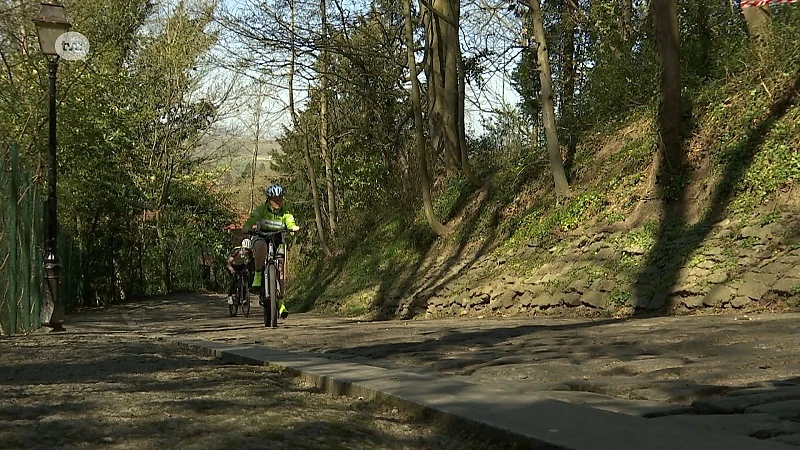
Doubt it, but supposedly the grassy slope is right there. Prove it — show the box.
[289,62,800,319]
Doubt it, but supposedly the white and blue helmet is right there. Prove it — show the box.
[265,184,284,198]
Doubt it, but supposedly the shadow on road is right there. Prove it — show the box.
[0,331,520,450]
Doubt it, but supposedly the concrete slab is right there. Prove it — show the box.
[695,387,800,414]
[168,337,795,450]
[513,389,693,418]
[749,400,800,420]
[652,413,800,438]
[772,435,800,446]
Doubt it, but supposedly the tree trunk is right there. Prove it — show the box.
[456,40,482,187]
[695,1,712,81]
[422,3,452,175]
[406,0,449,236]
[138,211,145,297]
[303,124,333,256]
[155,159,174,294]
[561,1,577,173]
[154,209,171,294]
[440,0,462,170]
[742,5,771,50]
[621,0,633,44]
[290,0,331,257]
[319,0,338,236]
[651,0,684,186]
[251,115,259,212]
[138,239,144,295]
[529,0,570,198]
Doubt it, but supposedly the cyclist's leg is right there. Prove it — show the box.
[251,237,266,287]
[227,267,238,303]
[233,264,247,297]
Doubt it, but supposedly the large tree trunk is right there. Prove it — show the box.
[529,0,570,198]
[289,0,331,257]
[405,0,449,236]
[319,0,337,235]
[420,0,479,184]
[651,0,684,187]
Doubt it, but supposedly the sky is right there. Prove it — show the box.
[212,0,523,140]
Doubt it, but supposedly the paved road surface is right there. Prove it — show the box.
[35,293,800,446]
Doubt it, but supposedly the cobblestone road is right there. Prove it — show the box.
[49,293,800,446]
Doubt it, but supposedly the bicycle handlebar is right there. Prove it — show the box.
[243,228,295,247]
[244,228,285,236]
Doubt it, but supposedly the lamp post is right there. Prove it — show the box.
[33,1,71,331]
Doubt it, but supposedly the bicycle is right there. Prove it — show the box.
[245,228,288,328]
[228,265,251,318]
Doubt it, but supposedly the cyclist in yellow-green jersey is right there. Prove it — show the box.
[244,184,300,319]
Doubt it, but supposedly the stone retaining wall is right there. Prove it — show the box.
[388,216,800,318]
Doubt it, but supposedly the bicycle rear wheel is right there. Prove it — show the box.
[228,278,238,317]
[267,263,278,328]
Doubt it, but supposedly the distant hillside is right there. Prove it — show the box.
[194,132,280,175]
[193,131,284,216]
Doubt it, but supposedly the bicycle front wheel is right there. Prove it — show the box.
[267,263,278,328]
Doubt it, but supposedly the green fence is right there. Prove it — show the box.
[2,141,229,334]
[1,143,44,335]
[59,230,84,313]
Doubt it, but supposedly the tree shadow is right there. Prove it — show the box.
[285,311,800,419]
[370,163,548,321]
[287,257,346,313]
[632,70,800,313]
[370,185,503,320]
[311,319,626,370]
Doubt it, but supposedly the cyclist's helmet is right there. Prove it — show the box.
[265,184,284,199]
[241,238,252,249]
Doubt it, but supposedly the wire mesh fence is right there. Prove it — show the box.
[1,143,43,335]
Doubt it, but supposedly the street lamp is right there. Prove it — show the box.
[33,1,71,331]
